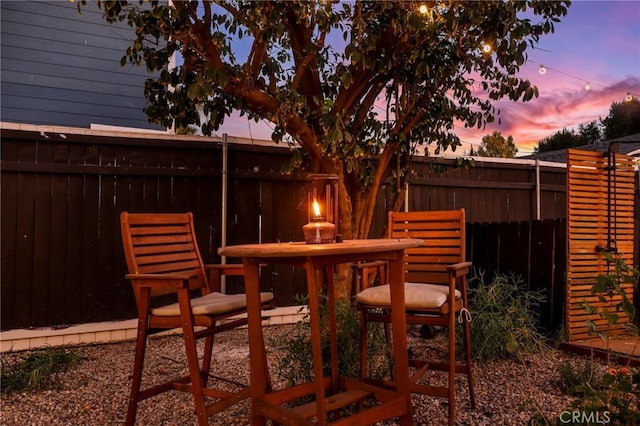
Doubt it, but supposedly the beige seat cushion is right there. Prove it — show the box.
[152,291,274,317]
[356,283,460,309]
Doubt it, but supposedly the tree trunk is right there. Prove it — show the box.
[331,171,405,299]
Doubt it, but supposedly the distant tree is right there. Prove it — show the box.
[477,131,518,158]
[602,98,640,139]
[577,120,602,144]
[534,120,601,153]
[534,128,583,153]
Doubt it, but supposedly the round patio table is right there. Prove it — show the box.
[219,238,423,426]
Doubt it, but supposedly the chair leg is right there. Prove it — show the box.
[182,311,209,426]
[201,335,215,385]
[447,314,456,426]
[127,310,150,425]
[463,314,475,408]
[182,324,209,426]
[126,288,150,426]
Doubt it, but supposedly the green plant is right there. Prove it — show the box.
[557,363,640,425]
[465,272,550,362]
[553,325,570,347]
[1,347,81,394]
[584,252,639,340]
[557,358,602,397]
[271,295,389,387]
[556,254,640,425]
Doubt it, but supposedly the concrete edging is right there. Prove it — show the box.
[0,306,308,353]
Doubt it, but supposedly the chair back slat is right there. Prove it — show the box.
[388,209,466,285]
[121,212,208,296]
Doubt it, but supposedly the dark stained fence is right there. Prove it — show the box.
[406,157,567,223]
[1,127,582,331]
[467,219,567,332]
[1,128,310,329]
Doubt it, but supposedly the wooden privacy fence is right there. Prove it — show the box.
[467,219,566,332]
[0,127,309,329]
[405,157,567,222]
[0,125,619,332]
[566,149,637,340]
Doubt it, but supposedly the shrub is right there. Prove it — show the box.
[1,347,81,394]
[558,358,602,397]
[271,295,389,387]
[465,272,550,362]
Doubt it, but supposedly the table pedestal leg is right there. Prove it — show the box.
[243,259,269,426]
[389,253,413,426]
[304,261,328,425]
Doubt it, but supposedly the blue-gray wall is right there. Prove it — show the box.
[1,0,162,130]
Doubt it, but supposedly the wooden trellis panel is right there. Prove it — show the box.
[567,149,637,340]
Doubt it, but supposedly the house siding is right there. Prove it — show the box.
[0,0,162,130]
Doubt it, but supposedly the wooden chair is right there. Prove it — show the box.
[355,209,475,425]
[120,212,274,426]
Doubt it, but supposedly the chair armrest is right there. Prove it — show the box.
[126,271,201,280]
[205,264,245,276]
[125,271,201,290]
[352,260,388,292]
[446,261,472,277]
[205,263,245,293]
[446,262,472,299]
[353,260,388,270]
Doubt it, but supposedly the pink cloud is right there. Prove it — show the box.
[474,77,639,153]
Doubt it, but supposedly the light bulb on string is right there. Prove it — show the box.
[527,59,637,102]
[481,41,492,54]
[418,4,429,14]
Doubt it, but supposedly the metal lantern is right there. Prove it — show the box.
[303,174,339,244]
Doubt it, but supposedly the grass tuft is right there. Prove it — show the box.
[1,347,81,394]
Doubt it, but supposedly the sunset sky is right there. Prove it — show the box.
[466,0,640,156]
[215,1,640,157]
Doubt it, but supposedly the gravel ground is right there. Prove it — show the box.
[0,324,612,425]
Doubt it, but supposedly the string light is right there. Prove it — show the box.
[528,59,640,102]
[418,4,429,14]
[481,42,492,54]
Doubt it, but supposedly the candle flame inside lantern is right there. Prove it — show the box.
[312,199,322,218]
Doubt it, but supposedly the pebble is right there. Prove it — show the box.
[0,325,605,425]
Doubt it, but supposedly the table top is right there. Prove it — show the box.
[218,238,423,258]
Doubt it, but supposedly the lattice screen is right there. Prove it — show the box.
[566,149,637,341]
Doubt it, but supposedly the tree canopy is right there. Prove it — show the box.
[534,121,600,153]
[83,0,570,242]
[602,98,640,140]
[474,131,518,158]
